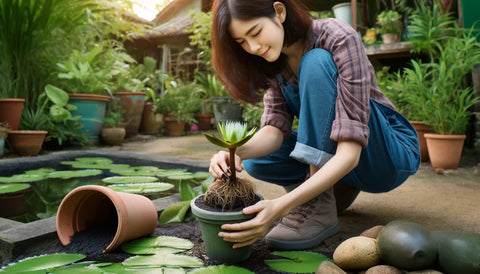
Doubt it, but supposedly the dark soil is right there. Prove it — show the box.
[1,218,346,273]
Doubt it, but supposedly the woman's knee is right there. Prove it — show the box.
[298,48,338,89]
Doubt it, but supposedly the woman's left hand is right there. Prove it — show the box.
[218,199,285,248]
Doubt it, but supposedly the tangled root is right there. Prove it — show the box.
[203,177,257,211]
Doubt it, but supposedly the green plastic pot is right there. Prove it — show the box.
[69,94,110,144]
[190,194,261,264]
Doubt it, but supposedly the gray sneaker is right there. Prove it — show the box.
[265,187,339,250]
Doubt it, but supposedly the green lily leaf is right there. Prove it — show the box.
[71,162,130,170]
[156,169,190,178]
[264,251,332,273]
[0,183,30,194]
[49,261,101,273]
[102,176,159,184]
[91,262,184,274]
[192,171,211,181]
[122,254,202,268]
[47,169,102,179]
[204,133,230,148]
[179,180,196,201]
[189,265,254,274]
[158,201,191,225]
[110,166,159,176]
[24,168,56,176]
[0,174,44,183]
[167,174,195,181]
[122,236,193,255]
[108,182,174,194]
[0,253,86,273]
[75,157,113,165]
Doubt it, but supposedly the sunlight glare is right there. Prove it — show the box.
[131,0,169,21]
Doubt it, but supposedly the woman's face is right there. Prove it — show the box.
[229,13,285,62]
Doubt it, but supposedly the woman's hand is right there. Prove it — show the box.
[218,198,286,248]
[209,151,242,179]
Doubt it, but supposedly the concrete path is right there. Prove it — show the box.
[111,132,480,235]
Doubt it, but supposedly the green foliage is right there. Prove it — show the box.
[121,236,194,255]
[264,251,332,273]
[155,79,204,123]
[185,11,212,73]
[47,169,102,179]
[376,10,402,34]
[102,176,159,184]
[205,122,257,149]
[195,72,229,98]
[242,102,264,128]
[0,253,86,273]
[122,254,203,268]
[108,182,174,194]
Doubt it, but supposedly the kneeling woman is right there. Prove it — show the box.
[208,0,420,250]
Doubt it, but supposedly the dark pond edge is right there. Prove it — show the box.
[0,149,209,263]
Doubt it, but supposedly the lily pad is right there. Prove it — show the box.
[0,174,44,183]
[24,168,56,176]
[75,157,114,165]
[49,261,101,273]
[71,162,130,170]
[92,263,185,273]
[189,265,254,274]
[156,169,190,178]
[0,183,30,194]
[121,236,194,255]
[122,254,203,268]
[192,171,211,180]
[0,253,86,273]
[264,251,332,273]
[47,169,102,179]
[102,176,159,184]
[107,182,174,194]
[111,166,160,176]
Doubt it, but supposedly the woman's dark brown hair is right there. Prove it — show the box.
[211,0,312,103]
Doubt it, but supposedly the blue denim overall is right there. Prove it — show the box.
[243,49,420,193]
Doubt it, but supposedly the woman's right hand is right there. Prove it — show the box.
[209,151,243,179]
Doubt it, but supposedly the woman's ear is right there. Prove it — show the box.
[273,2,286,23]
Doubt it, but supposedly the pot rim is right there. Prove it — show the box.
[190,194,261,221]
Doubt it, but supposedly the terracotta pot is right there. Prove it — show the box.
[7,130,48,156]
[194,113,213,130]
[382,33,401,44]
[101,127,126,146]
[425,133,466,169]
[164,116,185,136]
[0,99,25,130]
[140,102,163,135]
[0,186,31,218]
[410,121,435,162]
[190,194,261,263]
[56,185,158,253]
[114,92,146,138]
[68,93,111,144]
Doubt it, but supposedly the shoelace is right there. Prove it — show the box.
[281,196,319,228]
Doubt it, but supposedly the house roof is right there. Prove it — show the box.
[153,0,195,25]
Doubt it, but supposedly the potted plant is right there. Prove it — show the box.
[191,121,260,263]
[155,79,201,136]
[376,10,402,44]
[101,99,126,146]
[195,72,244,124]
[405,29,480,169]
[52,42,116,144]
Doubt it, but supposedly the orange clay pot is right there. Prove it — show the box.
[56,185,157,253]
[424,133,466,170]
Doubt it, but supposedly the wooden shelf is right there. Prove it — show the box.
[365,42,417,59]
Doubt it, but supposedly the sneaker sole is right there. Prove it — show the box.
[265,221,340,250]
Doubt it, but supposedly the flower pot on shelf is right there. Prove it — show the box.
[382,33,401,44]
[113,92,146,138]
[194,113,213,130]
[424,133,466,170]
[68,93,111,144]
[190,194,261,264]
[140,102,163,135]
[163,116,185,136]
[101,127,126,146]
[0,99,25,130]
[56,185,158,253]
[7,130,48,156]
[410,121,435,162]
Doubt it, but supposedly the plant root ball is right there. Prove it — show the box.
[203,176,256,211]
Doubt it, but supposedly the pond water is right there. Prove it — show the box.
[0,150,210,223]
